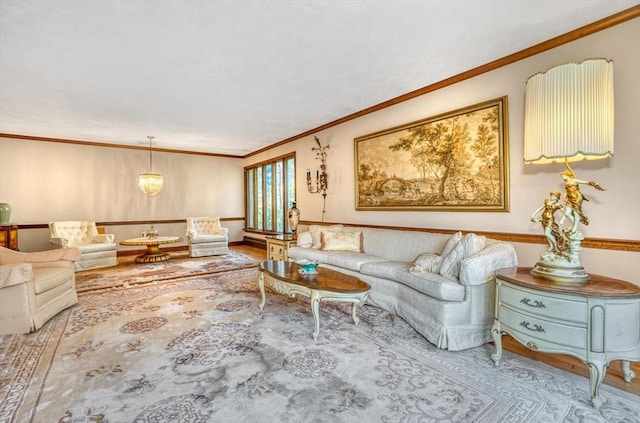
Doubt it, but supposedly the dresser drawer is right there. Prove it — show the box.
[268,244,284,260]
[500,283,587,324]
[499,305,587,349]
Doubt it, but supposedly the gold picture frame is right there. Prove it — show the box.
[355,96,509,211]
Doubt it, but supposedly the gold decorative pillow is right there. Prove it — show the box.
[309,224,343,249]
[321,230,363,252]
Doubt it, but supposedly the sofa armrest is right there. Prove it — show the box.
[296,231,313,248]
[25,248,81,263]
[458,242,518,286]
[92,234,115,243]
[0,263,33,288]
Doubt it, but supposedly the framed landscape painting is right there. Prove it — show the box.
[355,97,509,211]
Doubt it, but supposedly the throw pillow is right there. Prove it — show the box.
[439,241,465,281]
[440,231,463,257]
[309,224,343,249]
[459,233,486,257]
[321,230,363,252]
[410,252,443,273]
[439,233,487,281]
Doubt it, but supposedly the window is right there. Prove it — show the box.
[245,154,295,233]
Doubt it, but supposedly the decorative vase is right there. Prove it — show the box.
[287,201,300,239]
[0,203,11,225]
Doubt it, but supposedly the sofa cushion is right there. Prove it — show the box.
[360,261,465,301]
[322,251,385,271]
[189,234,228,244]
[288,247,385,272]
[321,230,363,252]
[309,224,343,249]
[410,253,443,273]
[78,243,118,254]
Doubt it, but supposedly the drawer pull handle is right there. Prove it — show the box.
[520,321,545,333]
[520,298,546,308]
[526,342,539,351]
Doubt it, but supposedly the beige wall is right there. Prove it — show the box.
[0,138,246,250]
[0,19,637,282]
[245,18,640,282]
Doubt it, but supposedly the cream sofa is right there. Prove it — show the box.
[0,246,80,334]
[288,225,518,351]
[49,221,118,271]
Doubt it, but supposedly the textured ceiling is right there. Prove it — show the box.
[0,1,637,156]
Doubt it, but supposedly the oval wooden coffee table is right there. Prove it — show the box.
[258,260,370,340]
[120,236,183,263]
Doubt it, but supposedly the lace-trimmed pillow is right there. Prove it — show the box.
[410,253,443,273]
[441,231,463,256]
[439,233,486,281]
[321,230,363,252]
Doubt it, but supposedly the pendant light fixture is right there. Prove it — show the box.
[138,135,164,196]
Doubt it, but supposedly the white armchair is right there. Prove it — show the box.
[49,221,118,271]
[0,246,80,334]
[186,216,229,257]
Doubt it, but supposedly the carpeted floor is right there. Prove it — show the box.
[1,265,638,422]
[74,249,259,292]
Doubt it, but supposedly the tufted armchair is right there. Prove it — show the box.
[49,221,118,271]
[0,246,80,334]
[186,216,229,257]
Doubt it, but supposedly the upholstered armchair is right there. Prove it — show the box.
[0,246,80,334]
[49,221,118,271]
[186,216,229,257]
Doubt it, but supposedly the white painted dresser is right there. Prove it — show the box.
[491,267,640,405]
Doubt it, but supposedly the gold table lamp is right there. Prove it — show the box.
[524,58,614,282]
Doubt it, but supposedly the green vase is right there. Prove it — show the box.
[0,203,11,225]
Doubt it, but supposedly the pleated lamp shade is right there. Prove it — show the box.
[524,58,614,164]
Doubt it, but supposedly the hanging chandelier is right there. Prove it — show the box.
[138,135,164,196]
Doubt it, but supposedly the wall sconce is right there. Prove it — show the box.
[524,58,613,283]
[306,136,329,220]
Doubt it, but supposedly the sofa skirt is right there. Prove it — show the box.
[317,263,495,351]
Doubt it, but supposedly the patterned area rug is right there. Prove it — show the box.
[74,249,258,292]
[1,268,638,423]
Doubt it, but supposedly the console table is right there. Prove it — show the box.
[266,234,296,261]
[0,224,18,250]
[492,267,640,405]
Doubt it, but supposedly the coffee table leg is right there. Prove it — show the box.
[258,273,266,310]
[351,303,360,325]
[311,291,321,340]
